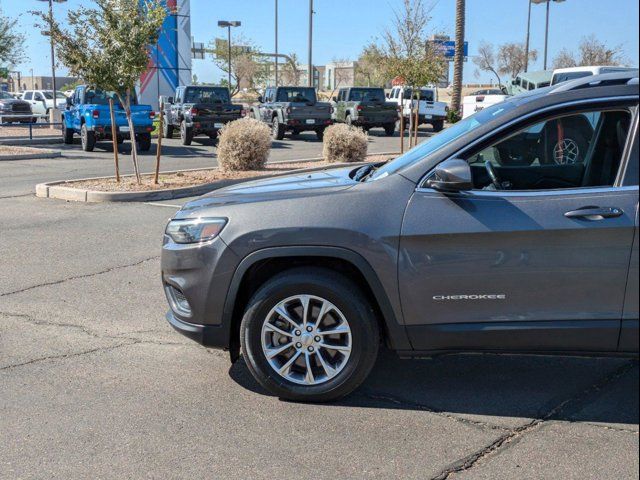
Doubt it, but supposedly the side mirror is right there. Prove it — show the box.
[167,96,174,104]
[385,93,390,99]
[331,96,337,102]
[426,159,472,192]
[66,97,72,108]
[257,95,263,103]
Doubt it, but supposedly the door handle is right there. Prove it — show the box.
[564,206,623,220]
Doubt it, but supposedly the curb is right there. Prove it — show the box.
[35,152,398,204]
[0,137,64,146]
[0,151,62,161]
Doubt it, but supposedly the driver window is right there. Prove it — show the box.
[466,109,631,191]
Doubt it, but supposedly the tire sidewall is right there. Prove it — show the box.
[241,271,378,402]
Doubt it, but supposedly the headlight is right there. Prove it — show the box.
[165,217,227,244]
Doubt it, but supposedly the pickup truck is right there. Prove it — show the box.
[251,86,333,140]
[332,87,398,135]
[62,86,154,152]
[162,86,242,145]
[387,86,448,132]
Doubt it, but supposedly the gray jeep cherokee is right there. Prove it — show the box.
[162,72,639,402]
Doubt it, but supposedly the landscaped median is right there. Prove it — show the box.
[35,154,396,203]
[0,145,62,161]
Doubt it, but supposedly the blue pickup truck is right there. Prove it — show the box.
[62,86,155,152]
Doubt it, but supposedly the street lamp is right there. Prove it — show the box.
[308,0,314,87]
[217,20,241,90]
[531,0,565,70]
[37,0,67,102]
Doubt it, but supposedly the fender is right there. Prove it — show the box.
[222,246,412,351]
[274,108,285,124]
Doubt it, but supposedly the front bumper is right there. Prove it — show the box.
[166,311,229,347]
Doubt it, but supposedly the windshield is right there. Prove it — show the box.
[84,89,138,106]
[184,87,230,104]
[551,71,592,85]
[42,91,67,100]
[277,87,316,103]
[368,101,518,181]
[404,88,435,101]
[0,91,13,99]
[349,88,385,102]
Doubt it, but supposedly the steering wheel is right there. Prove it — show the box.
[484,160,502,190]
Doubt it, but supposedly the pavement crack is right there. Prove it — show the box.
[429,360,637,480]
[359,390,508,432]
[0,341,138,372]
[0,255,160,298]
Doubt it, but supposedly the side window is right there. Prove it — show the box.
[515,77,522,87]
[466,109,632,191]
[24,92,33,100]
[34,92,44,101]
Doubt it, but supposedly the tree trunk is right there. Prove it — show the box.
[413,90,420,147]
[108,98,120,182]
[154,102,163,184]
[451,0,466,114]
[119,90,141,184]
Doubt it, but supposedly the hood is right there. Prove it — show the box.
[180,165,359,213]
[0,98,30,107]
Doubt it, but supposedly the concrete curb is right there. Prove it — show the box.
[35,152,398,203]
[0,137,64,146]
[0,151,62,161]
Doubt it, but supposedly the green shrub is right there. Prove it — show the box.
[322,123,368,163]
[217,118,272,171]
[446,109,461,124]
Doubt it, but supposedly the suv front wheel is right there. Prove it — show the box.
[240,268,380,402]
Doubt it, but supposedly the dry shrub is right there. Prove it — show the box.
[322,123,368,163]
[217,117,272,171]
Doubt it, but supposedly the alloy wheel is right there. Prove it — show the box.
[260,294,352,386]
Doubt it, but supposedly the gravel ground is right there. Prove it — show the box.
[0,124,62,138]
[0,145,58,156]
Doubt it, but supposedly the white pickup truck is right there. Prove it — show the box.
[387,86,448,131]
[462,88,510,119]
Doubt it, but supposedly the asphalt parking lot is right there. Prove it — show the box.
[1,130,638,479]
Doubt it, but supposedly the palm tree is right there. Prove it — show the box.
[451,0,465,115]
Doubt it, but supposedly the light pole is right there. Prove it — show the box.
[531,0,565,70]
[274,0,279,86]
[308,0,313,87]
[217,20,241,90]
[524,0,532,72]
[37,0,67,100]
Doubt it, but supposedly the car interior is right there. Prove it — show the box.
[467,109,632,191]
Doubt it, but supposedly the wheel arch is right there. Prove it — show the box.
[223,246,411,356]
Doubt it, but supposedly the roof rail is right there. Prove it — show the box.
[550,70,639,93]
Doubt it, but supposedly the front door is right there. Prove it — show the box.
[400,105,638,352]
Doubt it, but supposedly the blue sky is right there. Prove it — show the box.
[4,0,639,84]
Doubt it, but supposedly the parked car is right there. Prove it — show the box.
[507,70,553,95]
[332,86,398,135]
[0,91,34,123]
[20,89,67,117]
[162,85,242,145]
[462,88,510,119]
[387,85,447,131]
[251,86,333,140]
[62,86,154,152]
[551,65,638,85]
[162,71,639,402]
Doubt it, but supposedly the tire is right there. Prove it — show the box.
[272,116,285,140]
[137,132,152,151]
[162,121,174,139]
[384,123,396,136]
[116,135,125,145]
[240,267,380,402]
[62,119,74,144]
[315,128,325,141]
[432,120,444,132]
[80,124,95,152]
[180,120,193,145]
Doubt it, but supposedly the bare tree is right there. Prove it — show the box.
[497,42,537,80]
[552,35,626,69]
[552,48,577,69]
[473,42,501,86]
[451,0,465,114]
[329,57,354,95]
[280,52,302,86]
[209,34,265,94]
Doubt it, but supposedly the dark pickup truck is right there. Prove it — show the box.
[332,87,398,135]
[251,86,333,140]
[162,86,242,145]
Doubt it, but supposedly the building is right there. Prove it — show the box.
[324,61,357,91]
[11,75,78,92]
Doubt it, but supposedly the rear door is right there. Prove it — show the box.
[400,102,638,352]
